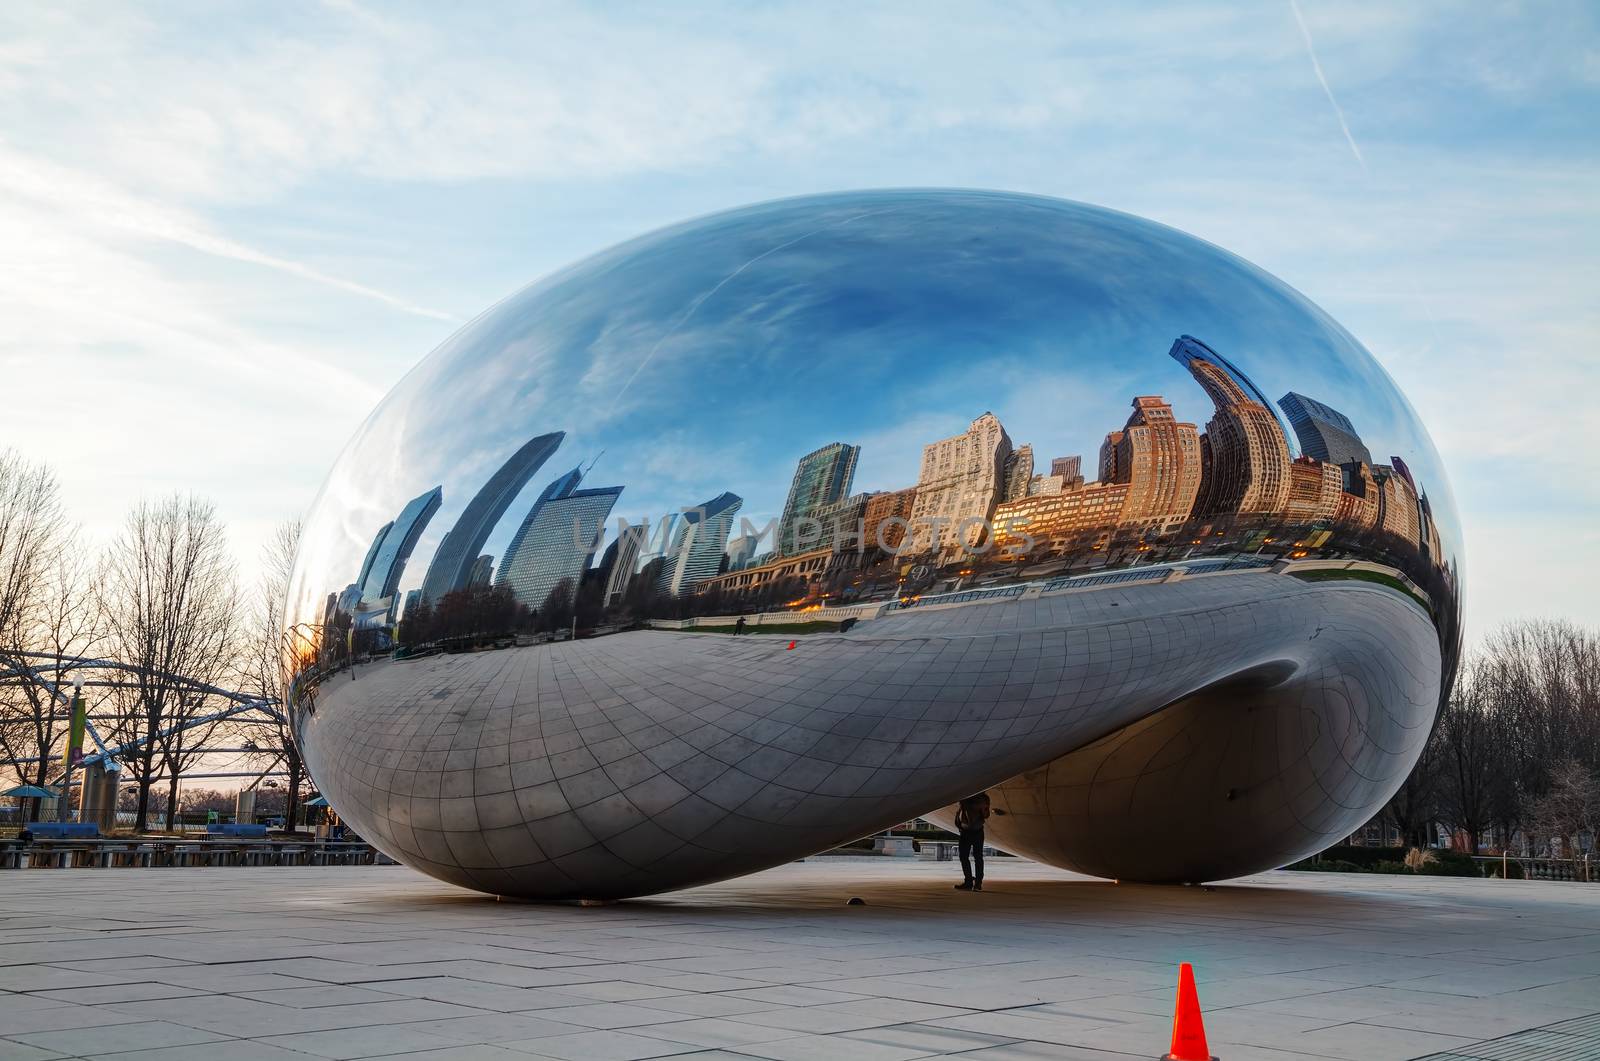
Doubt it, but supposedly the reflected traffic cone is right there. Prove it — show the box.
[1161,962,1216,1061]
[787,641,796,650]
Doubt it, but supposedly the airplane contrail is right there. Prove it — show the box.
[1290,0,1366,170]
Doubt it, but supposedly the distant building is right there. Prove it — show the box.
[776,443,859,556]
[1172,337,1291,518]
[360,486,443,605]
[419,432,564,603]
[807,492,874,552]
[907,412,1012,556]
[992,481,1129,557]
[1282,457,1345,523]
[659,492,743,596]
[1334,462,1381,530]
[726,532,761,571]
[1372,464,1421,547]
[1050,455,1082,480]
[1002,444,1034,502]
[863,487,917,551]
[1279,392,1372,467]
[355,521,393,598]
[1103,396,1201,534]
[496,467,623,610]
[602,521,648,606]
[697,547,832,597]
[466,554,494,588]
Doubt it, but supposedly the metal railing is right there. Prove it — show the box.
[1,838,394,870]
[1473,854,1595,882]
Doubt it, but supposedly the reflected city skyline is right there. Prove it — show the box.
[306,325,1456,666]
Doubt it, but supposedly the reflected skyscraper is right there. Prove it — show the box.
[419,432,563,603]
[355,521,393,598]
[602,522,648,606]
[1279,392,1373,467]
[1002,444,1034,502]
[497,467,623,609]
[908,411,1013,555]
[777,443,859,556]
[359,486,443,604]
[467,554,494,587]
[1104,396,1202,533]
[659,492,743,596]
[1172,337,1291,517]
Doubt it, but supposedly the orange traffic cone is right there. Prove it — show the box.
[1161,962,1216,1060]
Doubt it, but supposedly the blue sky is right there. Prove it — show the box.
[2,1,1595,641]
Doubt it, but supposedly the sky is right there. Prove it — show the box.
[1,1,1596,644]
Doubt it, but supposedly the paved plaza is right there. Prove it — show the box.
[3,858,1599,1061]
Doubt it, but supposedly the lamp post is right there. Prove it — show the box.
[55,680,86,822]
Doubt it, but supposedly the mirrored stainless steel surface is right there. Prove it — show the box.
[285,190,1462,899]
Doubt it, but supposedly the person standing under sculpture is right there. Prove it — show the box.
[954,791,991,891]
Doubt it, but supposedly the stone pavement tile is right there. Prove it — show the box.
[927,1041,1143,1060]
[1334,998,1594,1040]
[1474,975,1600,1010]
[1045,993,1172,1020]
[728,1006,912,1035]
[631,1017,805,1048]
[1392,964,1600,998]
[497,1029,702,1060]
[918,1009,1133,1046]
[257,1023,469,1059]
[347,1047,532,1060]
[8,1019,231,1055]
[79,1041,320,1061]
[613,971,773,993]
[370,977,595,1012]
[1248,1021,1481,1061]
[402,1013,588,1044]
[101,995,485,1037]
[46,956,193,972]
[531,1002,699,1030]
[733,1033,930,1061]
[0,1040,70,1061]
[852,1024,1025,1053]
[538,980,684,1002]
[0,1002,161,1037]
[239,984,415,1008]
[816,977,1049,1011]
[0,994,72,1019]
[0,967,141,993]
[633,994,785,1019]
[32,980,209,1005]
[1154,972,1357,1009]
[148,969,332,993]
[722,985,868,1007]
[823,998,972,1024]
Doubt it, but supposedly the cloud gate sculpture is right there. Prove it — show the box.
[285,190,1462,900]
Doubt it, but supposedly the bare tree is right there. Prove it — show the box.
[238,518,308,831]
[0,453,78,820]
[1434,668,1513,853]
[0,550,103,793]
[0,451,66,642]
[98,496,238,831]
[1525,759,1600,858]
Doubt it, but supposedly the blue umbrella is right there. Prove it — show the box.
[3,784,57,799]
[304,796,329,807]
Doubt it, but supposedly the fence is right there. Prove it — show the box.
[1,839,393,870]
[1473,854,1594,882]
